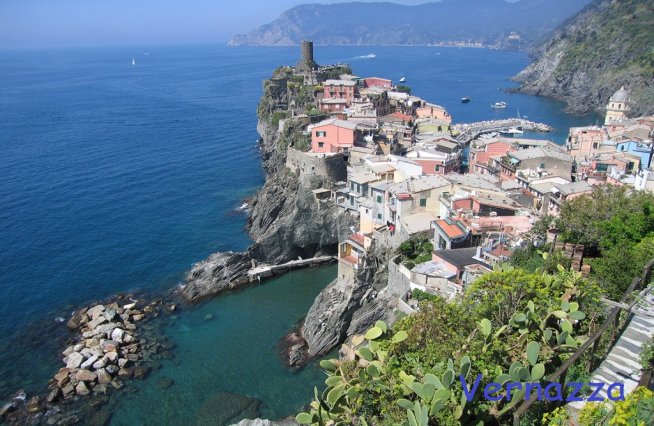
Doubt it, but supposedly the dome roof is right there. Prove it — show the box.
[610,86,629,103]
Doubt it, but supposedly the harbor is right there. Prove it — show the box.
[453,118,553,144]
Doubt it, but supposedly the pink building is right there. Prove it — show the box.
[309,118,360,154]
[415,105,452,124]
[413,158,459,175]
[323,80,357,104]
[363,77,393,89]
[468,138,516,171]
[407,148,459,175]
[567,126,609,158]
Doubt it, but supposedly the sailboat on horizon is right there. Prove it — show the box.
[131,58,136,66]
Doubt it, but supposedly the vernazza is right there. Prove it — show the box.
[1,0,653,425]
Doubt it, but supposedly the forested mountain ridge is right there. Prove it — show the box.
[229,0,592,51]
[514,0,654,116]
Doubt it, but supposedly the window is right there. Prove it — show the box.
[419,198,427,207]
[318,142,324,148]
[316,131,327,137]
[377,213,382,220]
[376,195,382,203]
[592,143,598,149]
[540,163,545,169]
[434,165,440,172]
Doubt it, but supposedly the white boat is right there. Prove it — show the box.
[363,53,376,58]
[490,101,507,109]
[399,77,406,83]
[500,126,524,136]
[131,58,136,66]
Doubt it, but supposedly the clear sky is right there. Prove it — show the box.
[0,0,433,48]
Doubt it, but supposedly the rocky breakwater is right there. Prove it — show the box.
[1,298,172,425]
[54,302,153,400]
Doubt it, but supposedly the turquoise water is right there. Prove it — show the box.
[0,45,598,420]
[109,266,336,425]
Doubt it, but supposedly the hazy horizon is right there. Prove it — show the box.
[0,0,442,49]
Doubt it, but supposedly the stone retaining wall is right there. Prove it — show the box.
[285,148,347,185]
[386,255,411,299]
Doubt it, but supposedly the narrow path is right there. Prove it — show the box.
[247,256,336,282]
[569,286,654,410]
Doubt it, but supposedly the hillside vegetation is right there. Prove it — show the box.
[515,0,654,116]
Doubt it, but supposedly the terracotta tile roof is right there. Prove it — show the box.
[349,233,365,247]
[489,244,511,258]
[435,219,466,239]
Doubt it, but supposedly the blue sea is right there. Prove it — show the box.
[0,45,597,423]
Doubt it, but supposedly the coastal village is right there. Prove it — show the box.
[268,41,654,304]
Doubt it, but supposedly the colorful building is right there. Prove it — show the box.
[433,218,469,250]
[415,104,452,124]
[469,138,516,172]
[309,118,360,154]
[567,126,610,159]
[605,86,631,125]
[406,148,459,175]
[323,80,357,104]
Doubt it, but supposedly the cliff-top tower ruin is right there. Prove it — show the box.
[296,40,317,73]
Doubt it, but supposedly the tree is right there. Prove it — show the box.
[396,85,412,94]
[557,185,654,255]
[555,185,654,298]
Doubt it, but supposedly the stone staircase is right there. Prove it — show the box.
[570,287,654,409]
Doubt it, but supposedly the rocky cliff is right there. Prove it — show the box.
[282,240,406,368]
[228,0,592,50]
[178,71,356,303]
[514,0,654,116]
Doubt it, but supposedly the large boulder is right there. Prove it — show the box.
[65,352,84,369]
[96,368,112,385]
[86,305,105,320]
[75,382,90,396]
[75,369,97,382]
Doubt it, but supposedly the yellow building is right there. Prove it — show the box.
[605,86,631,125]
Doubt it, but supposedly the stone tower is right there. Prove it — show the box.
[297,40,316,73]
[605,86,631,125]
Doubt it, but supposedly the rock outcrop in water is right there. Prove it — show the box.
[179,68,356,303]
[514,0,654,116]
